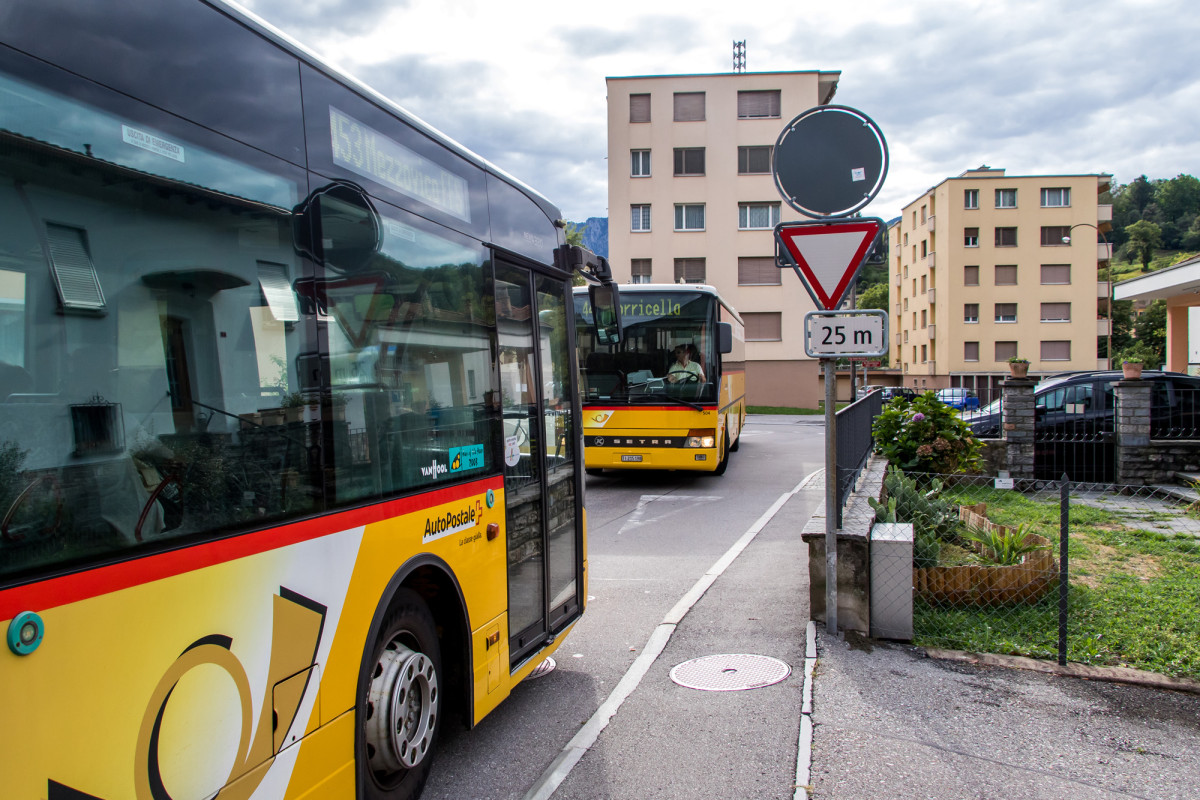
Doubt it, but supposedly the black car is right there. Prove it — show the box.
[964,370,1200,481]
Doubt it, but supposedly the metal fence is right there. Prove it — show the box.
[870,469,1200,680]
[835,390,883,528]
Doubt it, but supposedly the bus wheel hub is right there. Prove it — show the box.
[366,640,438,772]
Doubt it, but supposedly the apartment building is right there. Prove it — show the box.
[606,70,840,407]
[889,166,1113,397]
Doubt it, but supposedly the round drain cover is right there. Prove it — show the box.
[669,654,791,692]
[524,656,556,680]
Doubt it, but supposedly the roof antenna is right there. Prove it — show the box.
[733,40,746,73]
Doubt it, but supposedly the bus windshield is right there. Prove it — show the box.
[575,290,717,404]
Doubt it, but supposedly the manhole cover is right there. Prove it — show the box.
[669,654,791,691]
[524,657,556,680]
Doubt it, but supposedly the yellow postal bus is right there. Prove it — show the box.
[574,284,746,475]
[0,2,615,798]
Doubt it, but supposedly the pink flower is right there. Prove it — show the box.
[916,444,933,457]
[912,412,926,422]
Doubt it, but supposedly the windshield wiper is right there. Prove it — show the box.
[627,390,703,411]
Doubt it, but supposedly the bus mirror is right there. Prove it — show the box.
[588,282,622,345]
[293,182,381,274]
[718,322,733,354]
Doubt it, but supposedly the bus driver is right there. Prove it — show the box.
[666,344,705,384]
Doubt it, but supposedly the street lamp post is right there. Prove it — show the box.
[1063,223,1112,369]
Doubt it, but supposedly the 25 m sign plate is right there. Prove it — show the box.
[804,310,888,358]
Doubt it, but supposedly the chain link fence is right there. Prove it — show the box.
[869,469,1200,680]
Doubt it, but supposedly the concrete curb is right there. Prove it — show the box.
[925,647,1200,695]
[793,620,817,800]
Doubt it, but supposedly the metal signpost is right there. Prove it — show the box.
[771,104,889,635]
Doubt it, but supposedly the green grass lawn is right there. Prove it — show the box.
[913,485,1200,679]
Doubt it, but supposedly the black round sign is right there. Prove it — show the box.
[773,105,888,219]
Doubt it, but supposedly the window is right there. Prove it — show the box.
[674,257,706,283]
[630,93,651,123]
[737,90,781,118]
[921,344,928,362]
[1040,302,1071,322]
[738,256,780,285]
[964,303,979,323]
[964,341,980,361]
[743,311,781,341]
[921,205,927,223]
[995,341,1018,361]
[631,149,651,177]
[964,265,979,286]
[995,227,1018,247]
[921,240,928,257]
[964,227,979,247]
[921,309,927,328]
[631,204,651,232]
[995,265,1017,285]
[1041,225,1070,246]
[964,189,979,209]
[995,188,1017,208]
[674,204,705,231]
[1041,264,1071,284]
[673,92,705,121]
[1041,340,1071,360]
[631,259,652,284]
[738,202,780,230]
[673,147,705,176]
[738,145,773,174]
[995,303,1017,323]
[1041,187,1071,207]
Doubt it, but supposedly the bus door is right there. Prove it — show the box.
[494,261,581,666]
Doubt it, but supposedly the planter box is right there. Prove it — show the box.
[914,503,1057,606]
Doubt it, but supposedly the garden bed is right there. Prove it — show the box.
[914,503,1057,606]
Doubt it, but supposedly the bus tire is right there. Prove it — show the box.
[585,468,603,477]
[360,588,442,800]
[729,429,740,452]
[712,433,730,476]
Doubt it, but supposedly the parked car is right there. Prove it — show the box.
[857,385,917,402]
[964,370,1200,438]
[935,387,980,410]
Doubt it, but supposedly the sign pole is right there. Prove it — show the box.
[824,357,838,635]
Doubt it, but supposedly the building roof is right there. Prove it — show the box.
[1114,254,1200,302]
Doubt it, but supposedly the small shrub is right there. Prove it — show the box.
[962,522,1048,566]
[871,392,982,476]
[870,467,963,567]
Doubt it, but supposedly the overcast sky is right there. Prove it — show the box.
[240,0,1199,225]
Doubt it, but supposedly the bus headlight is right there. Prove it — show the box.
[685,429,716,448]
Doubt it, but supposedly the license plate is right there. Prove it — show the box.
[620,455,643,462]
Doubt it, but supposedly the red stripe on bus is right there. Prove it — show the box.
[0,476,502,619]
[582,405,717,412]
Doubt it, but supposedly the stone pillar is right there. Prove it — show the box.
[1115,379,1152,485]
[1001,378,1036,480]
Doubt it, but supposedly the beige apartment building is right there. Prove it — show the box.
[606,70,840,408]
[890,167,1114,398]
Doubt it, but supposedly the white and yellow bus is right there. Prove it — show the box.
[0,2,615,798]
[574,284,746,475]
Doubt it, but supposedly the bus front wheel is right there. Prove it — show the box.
[712,432,730,476]
[361,589,442,800]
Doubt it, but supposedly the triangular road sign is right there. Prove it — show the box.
[775,218,884,310]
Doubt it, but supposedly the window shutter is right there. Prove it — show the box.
[258,261,299,322]
[737,90,780,118]
[1041,340,1071,360]
[673,92,705,121]
[738,257,780,285]
[743,312,782,341]
[673,258,706,283]
[630,94,651,123]
[1040,264,1071,284]
[45,223,106,314]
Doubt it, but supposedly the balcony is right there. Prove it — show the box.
[1097,318,1111,336]
[1097,280,1110,298]
[1098,204,1113,224]
[926,214,936,231]
[927,288,936,303]
[1098,242,1113,262]
[927,324,936,339]
[927,251,936,268]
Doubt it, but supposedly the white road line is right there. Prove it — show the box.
[616,493,721,535]
[522,469,824,800]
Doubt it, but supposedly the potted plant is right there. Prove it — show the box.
[1122,360,1143,380]
[1007,356,1029,378]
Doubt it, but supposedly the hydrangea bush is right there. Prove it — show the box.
[871,391,982,475]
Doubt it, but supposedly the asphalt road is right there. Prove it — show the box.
[421,415,826,800]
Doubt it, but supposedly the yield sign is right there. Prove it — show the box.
[774,217,884,310]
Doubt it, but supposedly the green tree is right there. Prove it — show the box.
[1125,219,1163,270]
[1127,298,1167,365]
[856,282,889,311]
[1155,174,1200,222]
